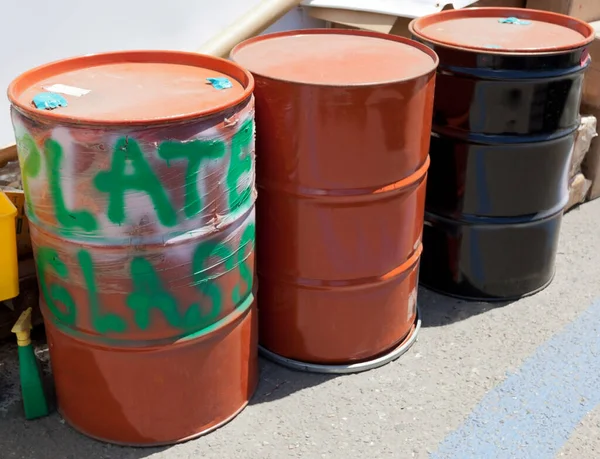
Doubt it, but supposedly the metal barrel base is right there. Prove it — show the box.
[259,307,421,374]
[420,269,556,303]
[58,400,251,448]
[46,300,258,446]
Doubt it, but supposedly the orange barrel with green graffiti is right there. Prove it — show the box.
[8,51,257,446]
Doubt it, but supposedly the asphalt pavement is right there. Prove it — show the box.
[1,199,599,459]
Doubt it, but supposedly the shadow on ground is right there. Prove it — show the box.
[418,286,514,328]
[3,285,510,458]
[0,331,168,459]
[250,357,337,406]
[0,327,335,458]
[0,410,167,459]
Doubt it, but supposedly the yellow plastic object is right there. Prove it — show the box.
[0,190,19,301]
[11,307,32,346]
[11,306,49,420]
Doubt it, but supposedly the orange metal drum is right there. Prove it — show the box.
[232,30,438,371]
[8,51,257,445]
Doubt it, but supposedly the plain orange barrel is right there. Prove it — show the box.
[232,30,438,373]
[8,51,257,445]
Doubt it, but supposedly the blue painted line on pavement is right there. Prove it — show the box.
[431,299,600,459]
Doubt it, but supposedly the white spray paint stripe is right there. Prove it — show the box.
[432,298,600,459]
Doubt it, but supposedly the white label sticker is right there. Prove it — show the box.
[43,84,91,97]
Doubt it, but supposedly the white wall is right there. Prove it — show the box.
[0,1,323,146]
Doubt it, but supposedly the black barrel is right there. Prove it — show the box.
[409,7,595,301]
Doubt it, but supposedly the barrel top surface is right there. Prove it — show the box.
[410,7,595,53]
[231,29,438,86]
[7,51,253,126]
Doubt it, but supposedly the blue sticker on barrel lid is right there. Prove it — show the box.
[32,92,68,110]
[206,77,233,90]
[498,17,531,25]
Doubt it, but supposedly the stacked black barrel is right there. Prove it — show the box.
[410,7,595,300]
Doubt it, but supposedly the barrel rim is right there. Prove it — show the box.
[256,155,430,202]
[7,50,255,127]
[230,28,439,87]
[258,306,421,374]
[409,7,595,55]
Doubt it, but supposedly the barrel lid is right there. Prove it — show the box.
[7,51,254,126]
[409,7,595,53]
[230,29,438,86]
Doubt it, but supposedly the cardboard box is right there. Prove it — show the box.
[581,105,600,200]
[526,0,600,22]
[582,21,600,109]
[307,0,525,37]
[310,7,405,34]
[471,0,525,7]
[582,138,600,200]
